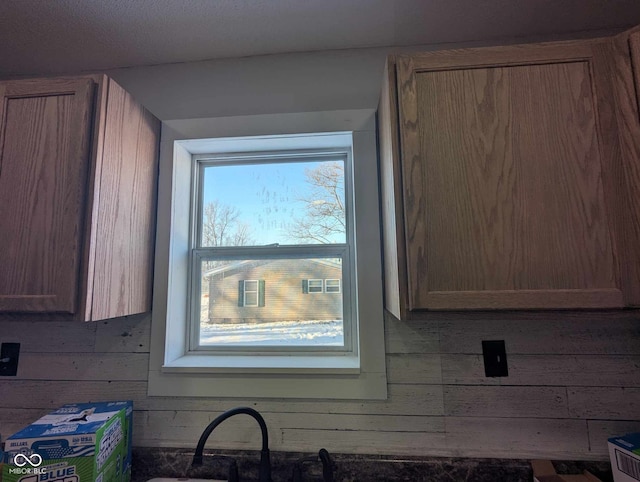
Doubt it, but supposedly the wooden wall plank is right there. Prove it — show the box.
[94,313,151,352]
[445,417,590,459]
[568,388,640,419]
[141,384,445,416]
[384,314,440,354]
[135,411,445,451]
[442,354,640,387]
[444,386,568,418]
[15,353,148,381]
[588,420,640,455]
[0,408,50,438]
[0,381,148,408]
[135,411,446,450]
[439,313,640,354]
[441,355,499,385]
[136,411,264,448]
[281,429,449,456]
[386,354,442,384]
[276,413,445,433]
[141,410,444,435]
[0,321,96,352]
[0,381,443,416]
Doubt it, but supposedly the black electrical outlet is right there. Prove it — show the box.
[0,342,20,376]
[482,340,508,377]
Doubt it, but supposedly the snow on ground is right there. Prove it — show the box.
[199,319,343,346]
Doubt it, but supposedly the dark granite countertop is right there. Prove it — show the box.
[131,447,613,482]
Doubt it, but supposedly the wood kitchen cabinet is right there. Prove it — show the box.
[379,32,640,317]
[0,75,160,321]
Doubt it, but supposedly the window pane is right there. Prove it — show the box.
[325,279,340,293]
[244,291,258,307]
[199,257,344,346]
[308,279,323,293]
[201,159,345,246]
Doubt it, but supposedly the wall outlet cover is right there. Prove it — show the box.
[482,340,508,377]
[0,342,20,376]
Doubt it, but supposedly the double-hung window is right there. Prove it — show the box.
[191,148,354,352]
[149,111,387,399]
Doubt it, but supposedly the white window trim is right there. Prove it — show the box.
[242,279,259,307]
[325,279,341,293]
[307,279,324,293]
[148,109,387,399]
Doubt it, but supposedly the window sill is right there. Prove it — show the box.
[162,354,361,374]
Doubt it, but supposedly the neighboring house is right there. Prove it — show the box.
[205,258,342,323]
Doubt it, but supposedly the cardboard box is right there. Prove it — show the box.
[120,401,133,482]
[532,460,602,482]
[609,433,640,482]
[2,401,133,482]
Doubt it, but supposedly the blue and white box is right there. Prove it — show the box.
[3,401,132,482]
[609,433,640,482]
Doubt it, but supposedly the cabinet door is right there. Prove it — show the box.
[0,79,95,313]
[91,79,159,320]
[609,25,640,308]
[396,41,624,310]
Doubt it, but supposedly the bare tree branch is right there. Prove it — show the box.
[289,161,346,244]
[202,200,253,247]
[202,200,253,271]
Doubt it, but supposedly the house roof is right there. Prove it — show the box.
[204,257,341,279]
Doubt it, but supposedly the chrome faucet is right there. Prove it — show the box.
[191,406,271,482]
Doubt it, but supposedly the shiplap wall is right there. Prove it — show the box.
[1,310,638,460]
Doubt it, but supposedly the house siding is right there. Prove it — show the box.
[207,259,342,322]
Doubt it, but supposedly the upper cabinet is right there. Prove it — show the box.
[379,31,640,318]
[0,75,160,321]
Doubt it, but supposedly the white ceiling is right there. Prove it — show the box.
[2,0,640,77]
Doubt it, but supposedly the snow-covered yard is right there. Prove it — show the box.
[199,319,343,346]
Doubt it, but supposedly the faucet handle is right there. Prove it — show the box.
[290,449,334,482]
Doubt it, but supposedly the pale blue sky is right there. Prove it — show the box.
[203,160,341,245]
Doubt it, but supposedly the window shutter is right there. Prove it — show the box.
[302,279,308,294]
[238,280,244,307]
[258,280,265,307]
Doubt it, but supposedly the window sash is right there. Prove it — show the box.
[193,150,349,250]
[243,280,259,307]
[325,279,341,293]
[189,244,353,354]
[308,279,323,293]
